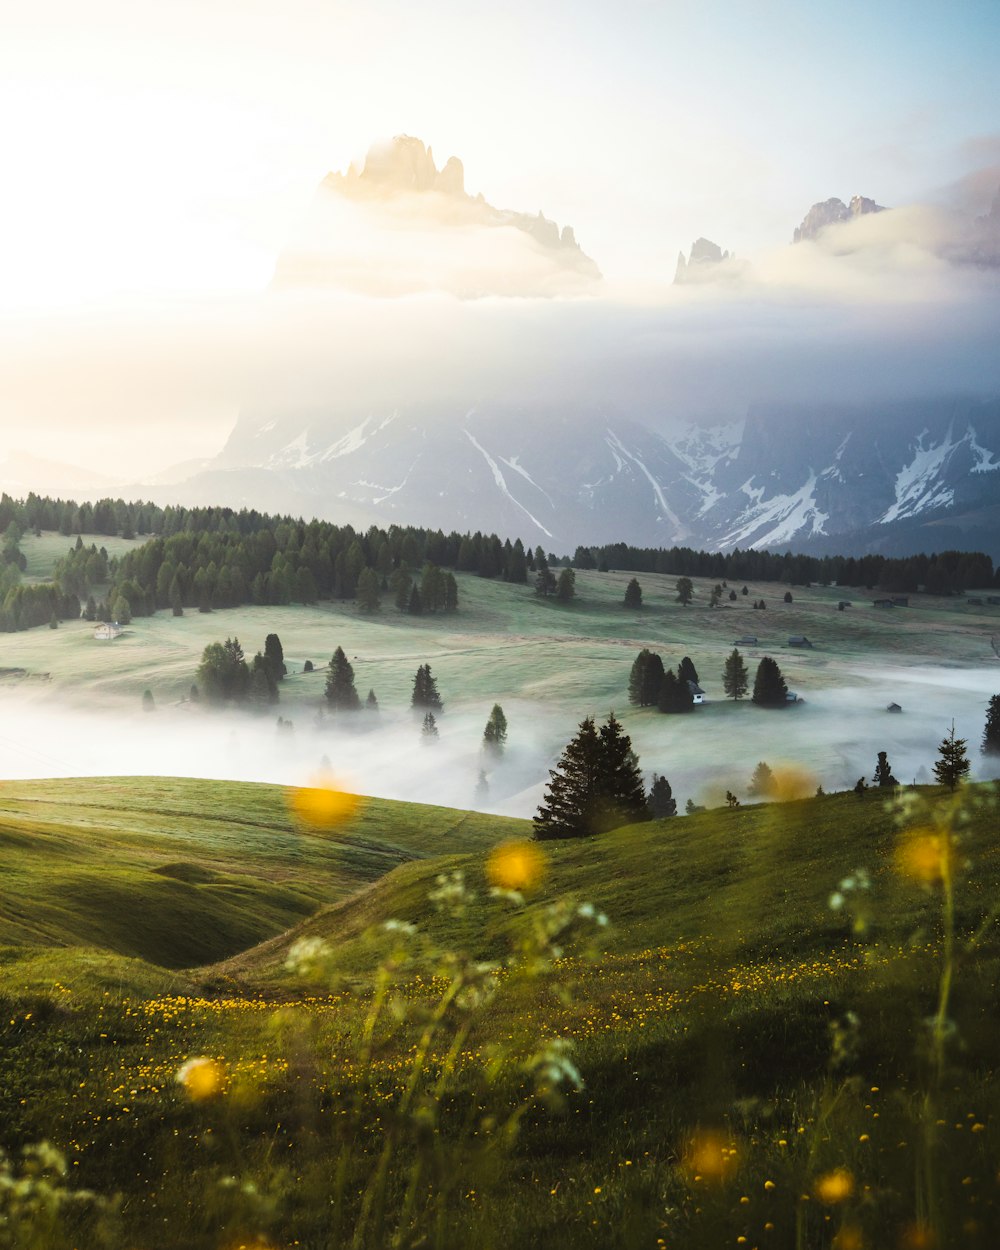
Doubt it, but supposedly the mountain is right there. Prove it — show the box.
[793,194,886,243]
[673,237,738,283]
[159,396,1000,558]
[271,135,600,297]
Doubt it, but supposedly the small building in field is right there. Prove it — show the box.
[967,597,984,606]
[785,691,800,703]
[93,622,123,641]
[886,702,902,713]
[891,596,910,607]
[687,681,705,705]
[986,596,1000,606]
[872,598,894,608]
[838,600,852,609]
[734,635,758,645]
[788,635,813,648]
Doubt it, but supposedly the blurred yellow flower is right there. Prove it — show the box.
[486,840,546,892]
[770,764,817,802]
[894,830,953,884]
[832,1226,865,1250]
[288,771,361,829]
[682,1131,737,1182]
[175,1056,225,1101]
[815,1167,854,1203]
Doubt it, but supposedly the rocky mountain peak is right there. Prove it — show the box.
[793,194,886,243]
[674,237,733,284]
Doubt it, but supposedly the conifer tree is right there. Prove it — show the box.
[421,712,439,742]
[932,722,970,791]
[658,668,694,713]
[982,694,1000,756]
[623,578,642,608]
[873,751,898,788]
[534,713,650,839]
[675,576,693,606]
[483,704,508,756]
[748,761,774,797]
[411,663,443,712]
[751,656,788,706]
[556,567,576,602]
[678,656,700,687]
[648,773,677,818]
[356,567,381,613]
[366,688,379,712]
[264,633,286,681]
[628,649,664,707]
[325,646,361,711]
[722,648,749,701]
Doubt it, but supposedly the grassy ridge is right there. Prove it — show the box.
[0,776,527,970]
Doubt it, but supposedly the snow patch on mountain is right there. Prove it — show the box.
[463,430,553,537]
[499,454,555,507]
[969,426,1000,474]
[879,427,961,524]
[720,472,829,548]
[605,430,686,535]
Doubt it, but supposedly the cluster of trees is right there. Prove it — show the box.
[195,633,286,707]
[629,648,790,711]
[534,551,575,600]
[570,540,997,594]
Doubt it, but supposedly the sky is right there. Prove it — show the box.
[1,0,999,476]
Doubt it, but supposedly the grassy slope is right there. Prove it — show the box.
[0,776,528,972]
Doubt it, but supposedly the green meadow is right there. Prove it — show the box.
[2,772,1000,1248]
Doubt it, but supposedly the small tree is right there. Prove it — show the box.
[747,761,774,797]
[751,656,788,707]
[854,776,868,799]
[872,750,898,788]
[264,633,287,682]
[932,721,971,791]
[725,791,741,809]
[623,578,642,609]
[325,646,361,711]
[534,553,556,597]
[783,591,793,603]
[675,577,693,607]
[411,663,443,712]
[421,712,439,742]
[678,656,700,687]
[648,773,677,818]
[366,688,379,712]
[709,585,722,609]
[483,704,508,757]
[982,694,1000,756]
[555,567,576,602]
[303,659,314,673]
[628,649,664,707]
[658,668,694,714]
[356,567,381,613]
[142,689,155,713]
[722,648,749,701]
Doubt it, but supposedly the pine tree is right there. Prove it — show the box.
[932,722,970,791]
[366,688,379,712]
[264,633,286,681]
[534,713,650,839]
[390,567,412,612]
[628,649,664,707]
[443,572,459,612]
[483,704,508,756]
[982,694,1000,756]
[623,578,642,608]
[678,656,700,687]
[658,668,694,714]
[411,663,443,712]
[325,646,361,711]
[356,567,381,613]
[748,761,774,797]
[169,576,183,617]
[675,577,693,606]
[648,773,677,818]
[142,689,155,713]
[722,648,749,701]
[534,552,556,597]
[421,712,439,742]
[556,567,576,602]
[726,791,741,809]
[752,656,788,707]
[872,751,898,788]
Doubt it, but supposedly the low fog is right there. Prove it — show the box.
[2,666,997,820]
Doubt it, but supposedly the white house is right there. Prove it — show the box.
[93,622,123,640]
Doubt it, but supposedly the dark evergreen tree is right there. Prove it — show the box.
[751,656,788,707]
[534,713,649,840]
[411,663,443,712]
[872,751,898,788]
[390,567,412,612]
[443,572,459,612]
[142,689,155,712]
[982,694,1000,756]
[483,704,508,756]
[303,659,314,673]
[356,567,381,612]
[648,773,677,818]
[556,567,576,601]
[722,648,749,701]
[623,578,642,608]
[196,637,250,705]
[854,776,868,798]
[726,791,741,808]
[264,633,286,682]
[421,711,439,742]
[783,591,793,603]
[366,688,379,712]
[249,653,279,708]
[325,646,361,711]
[678,656,700,687]
[534,551,556,597]
[658,668,694,713]
[932,722,970,791]
[628,649,664,707]
[407,584,424,615]
[675,576,693,606]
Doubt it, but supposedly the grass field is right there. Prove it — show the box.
[2,775,999,1248]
